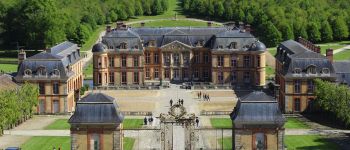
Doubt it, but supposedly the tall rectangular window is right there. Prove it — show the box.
[164,54,170,66]
[109,56,114,67]
[154,68,159,79]
[183,53,190,65]
[39,83,45,94]
[257,56,261,67]
[154,53,159,64]
[98,73,102,84]
[182,69,188,79]
[244,72,250,83]
[204,53,209,64]
[244,56,250,67]
[294,80,301,93]
[98,57,102,68]
[133,56,139,67]
[164,69,170,79]
[146,68,150,78]
[134,72,139,84]
[173,53,180,65]
[90,133,100,150]
[194,53,199,63]
[231,56,237,67]
[145,53,150,64]
[109,72,114,84]
[307,80,314,93]
[218,72,223,83]
[121,72,127,84]
[294,98,301,112]
[203,69,209,78]
[53,82,59,94]
[104,57,107,68]
[218,56,224,67]
[121,55,127,67]
[194,69,199,78]
[231,72,237,82]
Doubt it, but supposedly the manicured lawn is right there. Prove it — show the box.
[0,57,18,63]
[83,61,93,80]
[123,119,144,129]
[44,119,70,130]
[285,135,340,150]
[285,118,310,129]
[334,49,350,60]
[130,20,221,27]
[319,44,346,54]
[124,137,135,150]
[210,118,232,129]
[0,63,17,73]
[218,137,232,150]
[21,136,70,150]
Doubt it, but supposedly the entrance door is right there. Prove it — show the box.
[39,99,45,114]
[173,69,180,80]
[53,100,59,113]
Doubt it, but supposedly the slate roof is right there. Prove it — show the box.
[275,40,336,79]
[333,61,350,85]
[68,93,124,124]
[15,41,81,81]
[94,27,266,52]
[231,91,285,126]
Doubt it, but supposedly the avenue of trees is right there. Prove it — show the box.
[314,79,350,128]
[0,0,168,49]
[181,0,350,47]
[0,82,38,135]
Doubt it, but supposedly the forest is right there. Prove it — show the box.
[181,0,350,47]
[0,0,168,49]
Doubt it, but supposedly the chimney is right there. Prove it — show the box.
[207,21,213,27]
[106,25,112,32]
[239,22,244,29]
[326,48,333,62]
[116,22,124,29]
[141,22,145,27]
[18,49,26,65]
[316,46,321,53]
[245,24,251,32]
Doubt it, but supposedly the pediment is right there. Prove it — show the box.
[161,40,192,51]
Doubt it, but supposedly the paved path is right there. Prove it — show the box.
[333,45,350,54]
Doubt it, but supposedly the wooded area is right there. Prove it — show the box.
[315,79,350,128]
[181,0,350,47]
[0,0,169,49]
[0,82,38,135]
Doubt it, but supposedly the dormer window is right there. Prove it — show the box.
[322,68,330,74]
[109,46,114,49]
[67,54,71,63]
[120,42,127,49]
[197,40,204,47]
[307,65,317,74]
[294,68,301,74]
[148,40,156,47]
[229,42,237,49]
[24,69,32,76]
[135,45,139,49]
[218,45,223,49]
[37,66,46,76]
[52,69,60,77]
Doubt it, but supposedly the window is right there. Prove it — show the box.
[53,82,59,94]
[294,68,301,74]
[197,40,204,47]
[194,53,200,63]
[52,69,60,76]
[194,69,199,78]
[120,42,127,49]
[90,133,100,150]
[109,56,114,67]
[39,83,45,94]
[308,66,316,74]
[145,68,150,78]
[182,69,188,79]
[133,56,139,67]
[218,72,223,83]
[121,55,127,67]
[294,80,301,93]
[154,68,159,79]
[24,69,32,76]
[134,72,139,84]
[121,72,127,84]
[145,53,150,64]
[38,66,46,76]
[98,73,102,84]
[294,98,301,112]
[257,56,260,67]
[164,54,171,66]
[203,69,209,79]
[244,72,250,83]
[322,68,329,74]
[154,53,159,64]
[173,69,180,79]
[231,72,237,82]
[218,56,224,67]
[173,53,180,65]
[183,53,190,65]
[104,57,107,68]
[254,133,266,150]
[109,72,114,84]
[148,40,156,47]
[204,53,209,64]
[307,80,314,93]
[164,69,170,79]
[230,42,237,49]
[243,56,250,67]
[98,57,102,68]
[231,56,237,67]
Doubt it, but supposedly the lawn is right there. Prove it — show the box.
[0,63,17,73]
[334,49,350,60]
[319,44,346,54]
[124,137,135,150]
[267,47,277,56]
[83,61,93,80]
[218,137,232,150]
[80,25,105,52]
[285,135,340,150]
[123,119,144,129]
[210,118,232,129]
[266,65,275,79]
[130,19,220,27]
[284,118,310,129]
[21,136,70,150]
[44,119,70,130]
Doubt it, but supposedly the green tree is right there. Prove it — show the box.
[280,24,294,41]
[320,21,333,42]
[135,1,143,16]
[152,0,163,15]
[215,1,224,17]
[307,23,321,43]
[260,21,282,47]
[332,17,349,40]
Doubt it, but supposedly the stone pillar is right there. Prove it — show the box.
[277,129,285,150]
[113,129,122,150]
[71,132,77,150]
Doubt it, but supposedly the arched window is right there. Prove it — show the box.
[37,66,46,76]
[322,68,330,74]
[24,69,32,76]
[294,68,301,74]
[307,65,317,74]
[52,69,60,76]
[120,42,128,49]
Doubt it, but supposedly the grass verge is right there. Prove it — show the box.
[124,137,135,150]
[0,63,17,73]
[21,136,70,150]
[44,119,70,130]
[334,49,350,60]
[285,135,339,150]
[218,137,232,150]
[284,117,310,129]
[83,61,93,80]
[210,118,232,129]
[123,119,144,129]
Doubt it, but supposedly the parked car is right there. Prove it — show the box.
[5,147,21,150]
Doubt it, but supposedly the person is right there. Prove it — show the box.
[197,92,200,99]
[195,118,199,127]
[170,99,173,106]
[144,117,148,125]
[208,94,210,101]
[148,117,152,125]
[199,91,202,99]
[181,99,184,105]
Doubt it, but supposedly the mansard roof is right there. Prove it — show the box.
[96,27,266,52]
[333,61,350,85]
[68,93,124,125]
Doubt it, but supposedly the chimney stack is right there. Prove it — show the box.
[207,21,213,27]
[116,22,124,29]
[18,49,26,65]
[106,25,112,32]
[245,24,251,32]
[326,48,333,63]
[239,22,244,29]
[141,22,145,27]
